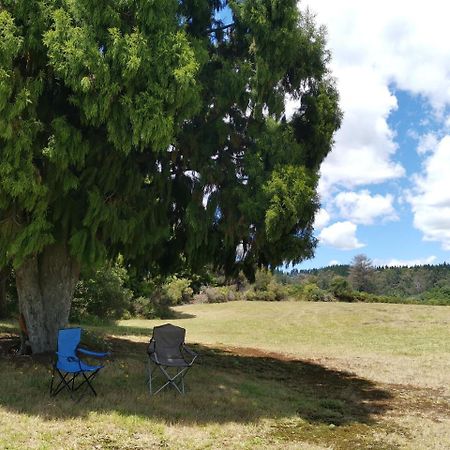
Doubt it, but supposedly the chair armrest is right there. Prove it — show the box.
[147,340,162,364]
[55,352,80,363]
[182,345,197,357]
[182,345,198,364]
[78,347,109,358]
[147,340,155,355]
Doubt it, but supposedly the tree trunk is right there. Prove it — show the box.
[0,267,8,318]
[15,243,80,354]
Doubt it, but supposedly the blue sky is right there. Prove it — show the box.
[303,89,450,269]
[217,2,450,269]
[292,0,450,269]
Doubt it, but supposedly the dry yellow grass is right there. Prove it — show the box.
[118,302,450,392]
[1,301,449,449]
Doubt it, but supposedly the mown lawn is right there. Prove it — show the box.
[1,301,449,449]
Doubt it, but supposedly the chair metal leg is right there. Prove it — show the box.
[71,372,78,391]
[50,370,74,397]
[50,367,56,395]
[147,362,191,395]
[79,371,98,396]
[50,369,100,398]
[148,361,157,394]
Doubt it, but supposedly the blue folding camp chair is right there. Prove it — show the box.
[50,328,109,398]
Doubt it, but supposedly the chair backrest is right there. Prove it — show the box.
[152,324,185,359]
[57,328,81,357]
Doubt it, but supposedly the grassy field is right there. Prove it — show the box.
[1,301,449,449]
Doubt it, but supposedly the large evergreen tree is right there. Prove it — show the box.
[0,267,8,317]
[0,0,341,352]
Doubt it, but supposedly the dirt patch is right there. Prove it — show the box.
[0,333,51,365]
[387,384,450,420]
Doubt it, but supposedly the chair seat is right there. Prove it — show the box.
[150,354,190,367]
[56,359,103,373]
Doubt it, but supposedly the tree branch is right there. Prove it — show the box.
[206,23,235,34]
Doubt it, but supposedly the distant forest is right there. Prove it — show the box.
[279,258,450,303]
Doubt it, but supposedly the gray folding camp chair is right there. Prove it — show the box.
[147,324,198,395]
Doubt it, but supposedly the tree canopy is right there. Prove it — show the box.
[0,0,341,352]
[0,0,201,270]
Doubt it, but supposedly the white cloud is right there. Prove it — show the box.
[313,208,330,230]
[373,256,437,267]
[334,190,398,225]
[318,221,365,250]
[299,0,450,195]
[408,135,450,249]
[318,69,403,193]
[417,132,439,155]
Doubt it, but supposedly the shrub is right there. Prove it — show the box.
[244,269,289,301]
[192,292,208,304]
[254,289,277,301]
[268,281,289,301]
[330,276,353,301]
[243,289,258,301]
[132,296,158,318]
[356,291,418,304]
[204,285,239,303]
[242,281,288,301]
[71,261,133,322]
[285,283,305,299]
[254,268,273,291]
[204,286,225,303]
[302,283,333,302]
[162,276,193,305]
[421,285,450,305]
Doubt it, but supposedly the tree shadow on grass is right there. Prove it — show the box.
[76,311,195,338]
[169,309,197,320]
[0,332,393,427]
